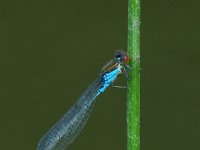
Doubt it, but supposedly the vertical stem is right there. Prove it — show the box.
[127,0,140,149]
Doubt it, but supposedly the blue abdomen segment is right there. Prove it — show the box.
[96,67,120,97]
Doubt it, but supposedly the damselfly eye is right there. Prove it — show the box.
[116,55,121,61]
[115,51,123,61]
[123,55,129,63]
[115,52,121,58]
[115,50,130,64]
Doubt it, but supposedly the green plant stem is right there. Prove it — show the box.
[127,0,140,149]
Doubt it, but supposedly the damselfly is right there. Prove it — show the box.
[37,50,130,150]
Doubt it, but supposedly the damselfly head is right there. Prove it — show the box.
[115,50,130,64]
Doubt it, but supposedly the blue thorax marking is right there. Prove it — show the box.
[95,65,122,97]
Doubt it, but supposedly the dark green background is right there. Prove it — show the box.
[0,0,199,150]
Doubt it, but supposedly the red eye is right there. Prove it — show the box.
[123,55,129,63]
